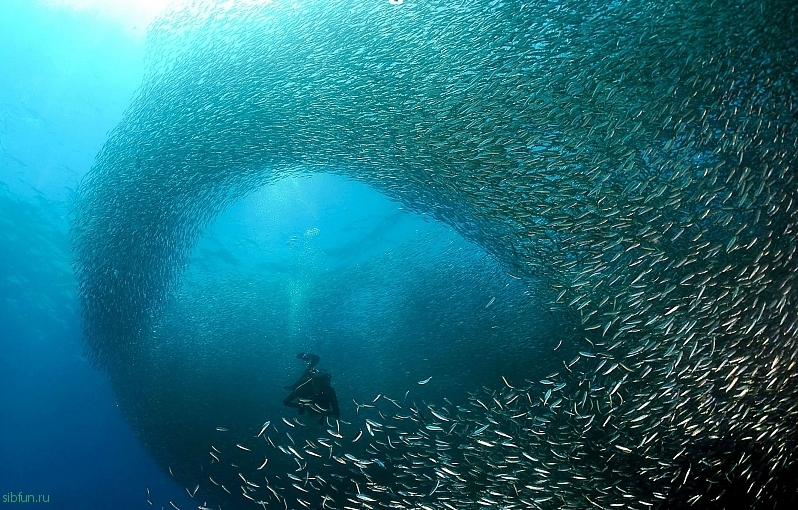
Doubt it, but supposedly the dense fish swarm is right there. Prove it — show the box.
[71,0,797,508]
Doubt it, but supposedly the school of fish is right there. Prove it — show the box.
[70,0,797,508]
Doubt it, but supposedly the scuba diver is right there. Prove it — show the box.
[283,353,340,421]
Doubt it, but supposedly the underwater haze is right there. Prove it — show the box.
[0,1,194,508]
[4,0,798,509]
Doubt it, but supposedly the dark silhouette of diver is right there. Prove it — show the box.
[283,353,340,421]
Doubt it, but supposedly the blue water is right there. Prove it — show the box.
[3,0,797,508]
[0,2,192,508]
[1,3,547,507]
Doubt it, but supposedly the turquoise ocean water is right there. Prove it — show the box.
[2,1,797,509]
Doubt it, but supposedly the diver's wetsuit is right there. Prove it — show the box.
[283,353,340,418]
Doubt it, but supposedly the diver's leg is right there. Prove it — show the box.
[283,395,300,408]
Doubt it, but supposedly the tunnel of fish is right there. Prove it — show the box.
[71,0,797,508]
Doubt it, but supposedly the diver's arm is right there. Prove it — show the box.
[297,352,320,369]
